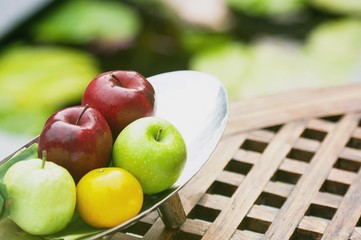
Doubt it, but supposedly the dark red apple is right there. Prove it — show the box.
[81,70,155,139]
[37,105,113,182]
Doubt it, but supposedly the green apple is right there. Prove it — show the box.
[3,155,76,235]
[112,116,187,195]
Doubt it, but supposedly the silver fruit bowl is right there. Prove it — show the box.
[0,70,228,240]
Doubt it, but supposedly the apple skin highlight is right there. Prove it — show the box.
[3,158,76,235]
[37,105,113,183]
[82,70,155,139]
[112,116,187,195]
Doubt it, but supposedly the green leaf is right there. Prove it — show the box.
[0,219,43,240]
[0,143,38,180]
[311,0,361,16]
[44,212,102,240]
[180,30,231,54]
[0,45,99,136]
[189,41,251,99]
[304,18,361,84]
[305,18,361,66]
[0,182,9,221]
[32,0,141,46]
[227,0,307,16]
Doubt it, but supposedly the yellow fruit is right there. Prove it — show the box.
[76,167,143,228]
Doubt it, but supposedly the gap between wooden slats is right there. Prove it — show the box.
[263,113,360,240]
[200,120,307,240]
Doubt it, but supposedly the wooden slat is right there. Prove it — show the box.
[229,84,361,115]
[306,118,336,133]
[263,114,360,239]
[110,233,142,240]
[142,220,175,240]
[279,158,308,175]
[246,129,275,142]
[350,227,361,240]
[328,168,356,185]
[352,127,361,139]
[246,204,278,223]
[312,192,343,209]
[232,149,261,165]
[226,84,361,135]
[298,216,329,234]
[179,219,210,236]
[139,211,159,225]
[201,121,306,240]
[339,147,361,163]
[197,193,229,210]
[216,170,244,186]
[231,230,263,240]
[293,137,320,152]
[278,159,357,186]
[263,181,293,198]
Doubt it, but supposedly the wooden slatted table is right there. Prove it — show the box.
[106,83,361,240]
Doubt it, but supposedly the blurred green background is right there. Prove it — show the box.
[0,0,361,143]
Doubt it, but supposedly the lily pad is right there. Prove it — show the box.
[304,18,361,83]
[311,0,361,16]
[0,45,100,136]
[189,41,250,99]
[189,20,361,100]
[31,0,141,48]
[305,18,361,68]
[227,0,307,17]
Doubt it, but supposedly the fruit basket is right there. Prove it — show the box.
[0,71,229,239]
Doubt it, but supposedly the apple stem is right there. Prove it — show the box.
[76,104,90,125]
[156,128,163,142]
[110,73,123,87]
[41,150,47,169]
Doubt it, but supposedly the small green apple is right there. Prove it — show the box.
[112,116,187,195]
[3,155,76,235]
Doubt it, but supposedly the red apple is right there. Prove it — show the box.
[37,105,113,182]
[81,70,155,138]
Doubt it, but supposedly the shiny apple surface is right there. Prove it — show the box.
[0,70,228,239]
